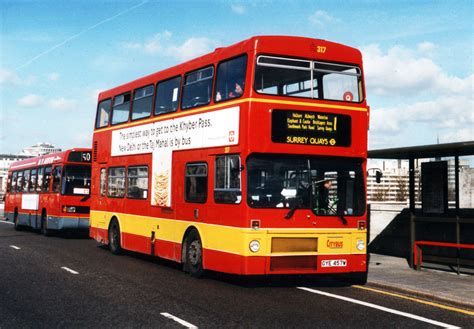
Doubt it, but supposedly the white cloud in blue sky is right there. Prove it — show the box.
[309,10,338,28]
[231,4,246,15]
[0,0,472,153]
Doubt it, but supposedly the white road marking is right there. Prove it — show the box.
[160,312,198,329]
[1,221,14,225]
[297,287,460,329]
[9,245,21,250]
[61,267,79,275]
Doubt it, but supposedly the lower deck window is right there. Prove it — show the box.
[214,155,241,204]
[127,166,148,199]
[108,167,125,198]
[185,163,207,203]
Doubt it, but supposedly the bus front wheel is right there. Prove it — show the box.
[108,220,122,255]
[184,230,204,278]
[349,271,368,285]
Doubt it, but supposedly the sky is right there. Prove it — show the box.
[0,0,473,154]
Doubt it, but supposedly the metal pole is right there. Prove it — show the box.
[455,156,460,274]
[409,158,415,268]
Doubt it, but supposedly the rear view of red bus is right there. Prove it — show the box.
[4,149,92,235]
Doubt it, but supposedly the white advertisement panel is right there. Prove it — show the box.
[111,107,240,207]
[21,194,39,211]
[111,106,240,156]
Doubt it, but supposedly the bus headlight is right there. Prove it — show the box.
[356,239,365,251]
[249,240,261,253]
[62,206,76,213]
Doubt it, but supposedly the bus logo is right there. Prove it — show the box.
[229,131,235,142]
[327,240,343,249]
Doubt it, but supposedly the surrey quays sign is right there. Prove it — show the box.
[271,109,351,147]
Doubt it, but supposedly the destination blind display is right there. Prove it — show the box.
[68,151,92,163]
[272,109,351,147]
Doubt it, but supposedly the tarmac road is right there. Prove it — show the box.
[0,220,472,328]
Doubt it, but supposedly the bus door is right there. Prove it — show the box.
[48,165,62,220]
[174,152,209,228]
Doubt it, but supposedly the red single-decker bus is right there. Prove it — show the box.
[4,149,92,235]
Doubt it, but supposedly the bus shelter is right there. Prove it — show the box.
[368,141,474,273]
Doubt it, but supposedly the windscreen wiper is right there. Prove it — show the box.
[285,206,297,220]
[338,215,348,225]
[284,197,302,220]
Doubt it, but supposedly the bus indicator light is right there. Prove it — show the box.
[251,219,260,230]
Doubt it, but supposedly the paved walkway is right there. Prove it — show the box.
[368,253,474,308]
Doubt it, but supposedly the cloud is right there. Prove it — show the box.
[72,131,93,147]
[48,98,77,111]
[17,94,43,107]
[0,69,21,87]
[47,72,60,81]
[123,31,172,55]
[440,128,474,143]
[166,37,217,61]
[371,95,473,134]
[361,44,472,97]
[231,4,245,15]
[124,32,217,62]
[417,42,435,53]
[309,10,337,27]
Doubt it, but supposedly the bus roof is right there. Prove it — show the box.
[8,148,92,171]
[97,35,363,100]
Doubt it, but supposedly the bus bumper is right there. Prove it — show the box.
[47,216,90,231]
[204,229,368,276]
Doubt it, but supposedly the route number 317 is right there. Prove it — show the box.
[317,46,327,53]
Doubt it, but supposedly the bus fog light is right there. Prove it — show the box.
[249,240,261,253]
[356,240,365,251]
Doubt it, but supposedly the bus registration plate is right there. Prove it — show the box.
[321,259,347,267]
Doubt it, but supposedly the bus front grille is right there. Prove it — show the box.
[271,238,318,253]
[270,256,317,271]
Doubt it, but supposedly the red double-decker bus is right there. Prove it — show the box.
[4,149,92,235]
[90,36,369,282]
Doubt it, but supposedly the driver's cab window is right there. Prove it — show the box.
[181,66,213,110]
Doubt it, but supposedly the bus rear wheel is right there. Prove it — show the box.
[108,220,122,255]
[184,230,204,278]
[41,211,51,236]
[13,209,23,231]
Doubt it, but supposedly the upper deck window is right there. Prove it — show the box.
[111,93,131,125]
[215,55,247,103]
[181,66,214,110]
[255,55,362,102]
[132,85,154,121]
[155,76,181,115]
[95,99,112,129]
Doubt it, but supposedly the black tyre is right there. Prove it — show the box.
[108,220,122,255]
[41,211,51,236]
[13,209,23,231]
[349,271,368,285]
[184,230,204,278]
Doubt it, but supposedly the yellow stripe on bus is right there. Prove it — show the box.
[91,210,366,257]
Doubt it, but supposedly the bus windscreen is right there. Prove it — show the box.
[61,165,91,195]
